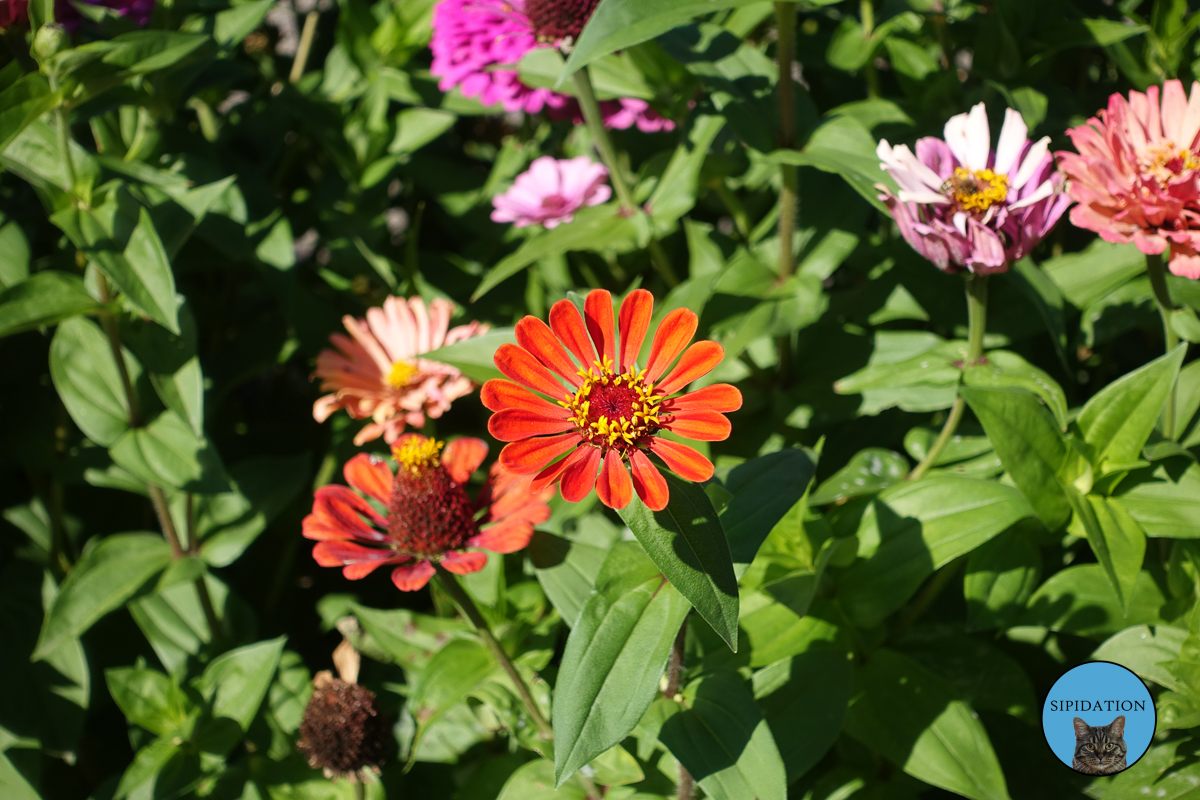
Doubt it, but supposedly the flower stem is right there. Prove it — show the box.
[571,67,678,287]
[290,10,320,84]
[434,567,553,739]
[908,273,988,481]
[774,1,798,386]
[860,0,880,98]
[662,618,692,799]
[1146,252,1179,438]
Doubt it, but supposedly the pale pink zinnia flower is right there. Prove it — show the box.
[491,155,611,228]
[313,296,488,446]
[1056,80,1200,280]
[429,0,673,132]
[877,103,1070,274]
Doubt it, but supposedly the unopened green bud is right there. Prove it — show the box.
[33,24,69,71]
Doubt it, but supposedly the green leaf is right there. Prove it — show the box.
[0,751,41,800]
[1018,564,1166,638]
[407,639,496,756]
[769,116,896,213]
[837,477,1034,627]
[109,410,229,493]
[0,271,101,337]
[1065,490,1147,614]
[120,306,203,435]
[421,328,516,384]
[128,574,245,676]
[618,473,739,650]
[967,350,1069,431]
[657,669,787,800]
[960,384,1070,528]
[390,107,457,155]
[752,648,850,782]
[122,207,181,334]
[721,449,817,577]
[50,317,135,447]
[0,72,57,154]
[1077,344,1186,470]
[588,744,644,786]
[1010,258,1069,372]
[963,525,1041,631]
[352,604,471,671]
[833,333,963,407]
[105,667,192,737]
[194,637,285,732]
[553,543,690,785]
[528,530,608,627]
[809,448,907,506]
[499,759,589,800]
[1091,625,1189,690]
[213,0,274,46]
[1116,461,1200,539]
[196,454,311,567]
[646,115,724,224]
[0,214,31,289]
[34,533,172,659]
[844,649,1010,800]
[1041,240,1145,308]
[101,31,211,74]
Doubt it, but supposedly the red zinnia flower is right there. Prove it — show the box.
[302,435,553,591]
[483,289,741,511]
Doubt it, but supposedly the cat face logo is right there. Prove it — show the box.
[1041,661,1154,775]
[1071,715,1127,775]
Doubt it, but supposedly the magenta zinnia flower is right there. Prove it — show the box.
[492,156,611,228]
[876,103,1070,274]
[1056,80,1200,280]
[429,0,673,132]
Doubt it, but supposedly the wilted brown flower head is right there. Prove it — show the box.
[298,673,387,780]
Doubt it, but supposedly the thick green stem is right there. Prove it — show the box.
[571,68,678,287]
[909,274,988,481]
[860,0,880,97]
[775,2,798,385]
[1146,252,1179,438]
[435,568,553,739]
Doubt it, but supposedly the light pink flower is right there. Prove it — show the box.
[429,0,673,131]
[1056,80,1200,280]
[877,103,1070,274]
[491,155,611,228]
[313,296,488,446]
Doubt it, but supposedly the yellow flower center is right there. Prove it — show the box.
[563,356,662,450]
[386,359,419,390]
[393,438,444,476]
[945,167,1009,213]
[1141,142,1200,184]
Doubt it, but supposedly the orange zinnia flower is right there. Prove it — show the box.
[313,296,488,446]
[302,435,553,591]
[483,289,741,511]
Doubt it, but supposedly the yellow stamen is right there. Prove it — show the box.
[564,358,662,449]
[393,437,443,475]
[1141,141,1200,184]
[387,359,419,390]
[945,167,1009,213]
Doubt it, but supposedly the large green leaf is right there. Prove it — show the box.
[657,669,787,800]
[352,604,471,671]
[421,328,516,384]
[809,448,907,506]
[1076,344,1186,470]
[1041,240,1145,308]
[721,449,816,578]
[120,306,203,435]
[1065,490,1147,614]
[844,649,1010,800]
[528,530,609,627]
[837,477,1034,626]
[34,533,172,659]
[498,759,589,800]
[109,410,228,493]
[105,667,192,737]
[960,384,1070,528]
[50,317,135,447]
[406,639,496,757]
[645,115,724,225]
[121,207,180,334]
[963,525,1041,631]
[553,544,689,785]
[0,69,56,154]
[0,271,101,338]
[196,455,311,567]
[1091,625,1189,690]
[194,637,285,732]
[1018,564,1167,639]
[1116,461,1200,539]
[618,473,739,650]
[752,648,850,782]
[769,116,897,213]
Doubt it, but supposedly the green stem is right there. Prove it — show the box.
[908,273,988,481]
[860,0,880,97]
[1146,252,1179,438]
[290,10,320,84]
[775,2,798,386]
[571,68,678,287]
[435,568,553,739]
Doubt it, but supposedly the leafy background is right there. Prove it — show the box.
[2,0,1200,799]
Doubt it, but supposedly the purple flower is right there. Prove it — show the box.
[58,0,154,28]
[491,155,611,228]
[876,103,1071,274]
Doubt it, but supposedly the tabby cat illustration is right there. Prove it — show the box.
[1071,715,1127,775]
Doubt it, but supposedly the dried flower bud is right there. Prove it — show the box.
[298,674,387,780]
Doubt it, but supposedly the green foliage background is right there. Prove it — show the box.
[2,0,1200,798]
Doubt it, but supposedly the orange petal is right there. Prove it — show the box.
[664,410,732,441]
[560,446,602,502]
[648,438,715,481]
[312,541,407,578]
[343,453,393,504]
[584,289,616,365]
[391,560,435,591]
[618,289,653,373]
[655,341,724,395]
[489,409,576,442]
[664,384,743,414]
[303,486,387,541]
[645,308,698,383]
[517,316,584,387]
[468,517,535,554]
[500,433,582,475]
[443,437,488,484]
[482,380,570,418]
[495,344,570,400]
[630,449,669,511]
[440,550,488,575]
[596,450,633,509]
[549,299,595,368]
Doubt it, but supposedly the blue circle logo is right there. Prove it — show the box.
[1042,661,1155,775]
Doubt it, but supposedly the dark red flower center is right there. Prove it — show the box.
[523,0,600,42]
[387,440,477,556]
[566,358,662,450]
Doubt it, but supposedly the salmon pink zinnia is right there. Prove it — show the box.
[303,436,554,591]
[313,296,487,446]
[484,289,742,511]
[877,103,1070,274]
[1056,80,1200,280]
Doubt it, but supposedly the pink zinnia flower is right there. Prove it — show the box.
[877,103,1070,274]
[1056,80,1200,280]
[491,155,611,228]
[312,296,488,446]
[429,0,673,132]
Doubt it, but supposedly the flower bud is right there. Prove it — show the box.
[32,24,68,71]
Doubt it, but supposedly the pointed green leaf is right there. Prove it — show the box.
[109,410,228,493]
[1065,490,1147,614]
[407,639,495,756]
[528,530,609,627]
[0,271,101,338]
[50,317,136,446]
[752,648,851,782]
[422,328,516,383]
[194,637,286,732]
